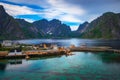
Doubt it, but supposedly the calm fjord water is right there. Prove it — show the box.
[0,52,120,80]
[17,39,120,49]
[0,39,120,80]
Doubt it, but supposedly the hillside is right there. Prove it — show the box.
[33,19,71,38]
[0,5,25,39]
[81,12,120,39]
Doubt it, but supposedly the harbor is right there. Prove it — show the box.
[0,49,71,59]
[0,39,120,80]
[0,44,120,59]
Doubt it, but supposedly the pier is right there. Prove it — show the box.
[0,45,120,59]
[0,48,71,59]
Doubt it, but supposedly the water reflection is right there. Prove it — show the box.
[8,59,22,65]
[27,55,62,61]
[0,52,120,80]
[97,52,120,63]
[0,60,7,71]
[0,63,6,71]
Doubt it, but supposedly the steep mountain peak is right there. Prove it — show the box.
[0,5,5,12]
[102,12,115,16]
[50,19,60,21]
[77,21,89,33]
[40,19,48,22]
[33,19,48,23]
[0,5,25,39]
[0,5,6,15]
[83,21,89,24]
[50,19,61,24]
[80,21,89,27]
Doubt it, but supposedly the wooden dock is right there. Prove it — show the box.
[0,46,120,59]
[0,49,70,59]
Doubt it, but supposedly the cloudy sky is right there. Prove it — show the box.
[0,0,120,30]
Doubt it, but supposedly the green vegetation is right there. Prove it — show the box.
[0,47,12,51]
[81,12,120,39]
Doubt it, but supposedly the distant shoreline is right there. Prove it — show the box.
[1,38,120,41]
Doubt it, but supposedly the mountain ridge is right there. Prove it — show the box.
[1,5,120,39]
[0,5,71,39]
[0,5,25,39]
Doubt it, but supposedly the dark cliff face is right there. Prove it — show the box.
[0,5,24,40]
[33,19,71,37]
[16,19,32,28]
[0,5,5,15]
[48,19,71,37]
[16,19,43,38]
[33,19,49,35]
[77,22,89,33]
[81,12,120,39]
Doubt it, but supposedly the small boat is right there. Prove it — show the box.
[26,55,30,59]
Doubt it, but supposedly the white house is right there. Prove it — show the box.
[53,45,58,50]
[2,40,13,47]
[8,49,22,55]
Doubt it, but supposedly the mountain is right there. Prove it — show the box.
[1,4,120,39]
[16,19,44,38]
[0,5,25,39]
[77,22,89,33]
[69,22,89,38]
[0,5,71,39]
[33,19,71,38]
[81,12,120,39]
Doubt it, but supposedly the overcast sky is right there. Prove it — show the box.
[0,0,120,30]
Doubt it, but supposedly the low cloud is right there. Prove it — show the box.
[58,14,83,23]
[0,1,85,23]
[0,1,85,30]
[0,2,38,16]
[47,0,85,15]
[70,26,79,31]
